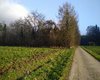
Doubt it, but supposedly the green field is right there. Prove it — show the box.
[0,46,74,80]
[82,46,100,61]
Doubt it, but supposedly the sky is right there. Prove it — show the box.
[0,0,100,35]
[0,0,30,24]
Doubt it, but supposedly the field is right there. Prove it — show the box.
[0,46,74,80]
[82,46,100,61]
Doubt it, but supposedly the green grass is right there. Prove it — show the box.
[0,46,74,80]
[82,46,100,61]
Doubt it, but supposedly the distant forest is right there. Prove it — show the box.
[0,2,80,48]
[81,25,100,46]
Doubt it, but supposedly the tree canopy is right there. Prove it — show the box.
[0,2,80,48]
[81,25,100,46]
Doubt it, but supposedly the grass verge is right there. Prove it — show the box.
[81,46,100,61]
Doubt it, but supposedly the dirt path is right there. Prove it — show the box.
[69,47,100,80]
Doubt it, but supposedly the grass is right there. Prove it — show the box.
[0,46,74,80]
[82,46,100,61]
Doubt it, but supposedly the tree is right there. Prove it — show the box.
[2,24,7,45]
[50,26,60,46]
[9,18,33,46]
[39,20,56,46]
[86,25,100,45]
[58,2,80,48]
[0,5,80,47]
[0,23,3,44]
[80,35,88,45]
[31,11,45,30]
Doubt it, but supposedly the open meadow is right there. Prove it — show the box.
[0,46,74,80]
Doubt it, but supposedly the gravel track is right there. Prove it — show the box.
[69,47,100,80]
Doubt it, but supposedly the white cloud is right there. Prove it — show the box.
[0,0,30,24]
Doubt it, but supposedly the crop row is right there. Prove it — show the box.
[0,47,74,80]
[0,47,61,80]
[23,49,74,80]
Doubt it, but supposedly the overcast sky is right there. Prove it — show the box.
[0,0,100,35]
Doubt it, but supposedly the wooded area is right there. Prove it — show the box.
[0,2,80,48]
[81,25,100,46]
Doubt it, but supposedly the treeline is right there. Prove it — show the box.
[81,25,100,46]
[0,2,80,48]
